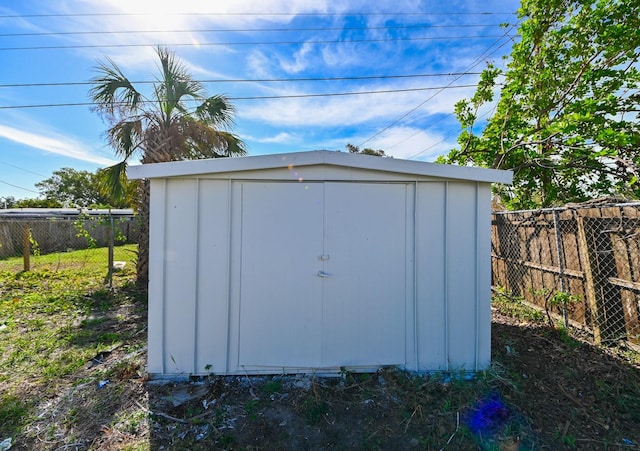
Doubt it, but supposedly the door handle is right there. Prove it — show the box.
[317,271,331,278]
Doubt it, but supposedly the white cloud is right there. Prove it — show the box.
[0,125,116,166]
[279,43,313,74]
[246,132,299,144]
[239,81,477,127]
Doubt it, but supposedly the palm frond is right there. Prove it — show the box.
[179,118,246,158]
[155,47,204,117]
[90,57,143,114]
[97,161,129,202]
[216,131,247,157]
[108,119,144,159]
[195,95,237,129]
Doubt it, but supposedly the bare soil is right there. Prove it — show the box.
[8,305,640,450]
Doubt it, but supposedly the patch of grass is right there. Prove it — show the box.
[261,379,282,396]
[303,398,329,425]
[0,246,142,446]
[0,394,30,438]
[492,291,545,323]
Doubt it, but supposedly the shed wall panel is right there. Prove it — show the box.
[194,180,232,374]
[446,182,481,370]
[148,179,166,374]
[415,182,447,370]
[475,184,493,369]
[162,179,199,374]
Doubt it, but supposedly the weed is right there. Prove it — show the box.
[303,398,329,425]
[0,394,30,437]
[262,380,282,396]
[244,399,260,419]
[492,293,544,323]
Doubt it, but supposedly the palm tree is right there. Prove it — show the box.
[90,47,246,288]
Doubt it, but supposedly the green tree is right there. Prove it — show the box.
[90,47,246,287]
[0,196,16,208]
[14,198,63,208]
[36,168,95,206]
[35,167,133,208]
[440,0,640,209]
[346,143,387,157]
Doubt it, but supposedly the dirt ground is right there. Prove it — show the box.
[13,306,640,450]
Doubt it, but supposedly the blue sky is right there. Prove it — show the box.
[0,0,521,200]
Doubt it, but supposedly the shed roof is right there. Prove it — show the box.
[127,150,513,184]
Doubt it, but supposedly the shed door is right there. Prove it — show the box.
[238,182,324,367]
[237,182,407,369]
[322,183,407,366]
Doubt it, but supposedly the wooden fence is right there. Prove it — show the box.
[0,214,139,259]
[492,202,640,346]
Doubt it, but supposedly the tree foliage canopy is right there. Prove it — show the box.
[35,167,135,208]
[440,0,640,209]
[345,143,387,157]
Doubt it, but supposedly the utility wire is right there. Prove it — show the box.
[358,23,518,148]
[0,12,518,19]
[0,34,515,52]
[0,161,47,177]
[0,72,482,89]
[0,179,39,194]
[0,23,510,37]
[0,83,482,110]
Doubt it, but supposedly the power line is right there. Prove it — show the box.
[406,103,497,160]
[0,12,518,19]
[0,83,482,109]
[0,34,516,52]
[0,161,47,177]
[0,72,482,89]
[0,23,510,38]
[0,179,39,194]
[358,23,519,148]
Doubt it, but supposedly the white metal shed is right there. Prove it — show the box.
[128,150,512,377]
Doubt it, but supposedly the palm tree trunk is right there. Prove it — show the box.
[136,179,150,289]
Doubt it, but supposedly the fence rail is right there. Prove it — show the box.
[492,202,640,346]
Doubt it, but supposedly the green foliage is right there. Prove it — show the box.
[27,229,40,257]
[90,46,247,192]
[13,198,63,208]
[303,398,329,425]
[345,143,387,157]
[442,0,640,208]
[35,167,134,208]
[0,196,16,208]
[550,291,581,308]
[73,212,128,249]
[90,47,247,285]
[492,290,545,323]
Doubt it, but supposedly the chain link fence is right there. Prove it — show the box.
[492,201,640,347]
[0,209,139,284]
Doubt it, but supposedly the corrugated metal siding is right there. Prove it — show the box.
[147,173,494,376]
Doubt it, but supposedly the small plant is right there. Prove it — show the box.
[74,213,98,248]
[262,380,282,396]
[28,229,41,257]
[303,398,329,425]
[492,293,544,323]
